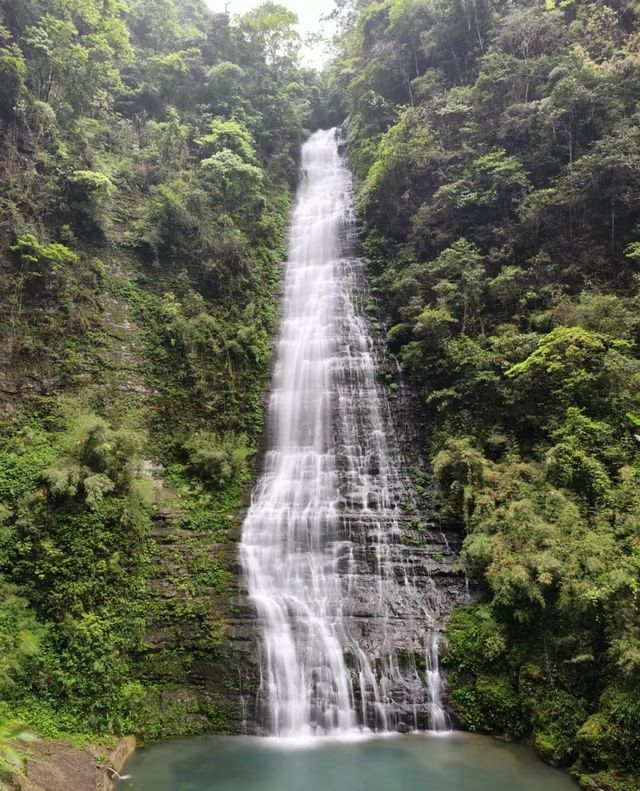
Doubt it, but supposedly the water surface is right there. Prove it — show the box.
[117,733,577,791]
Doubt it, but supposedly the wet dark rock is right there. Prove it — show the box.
[238,139,473,734]
[139,509,261,735]
[138,137,473,738]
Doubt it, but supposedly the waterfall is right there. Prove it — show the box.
[240,129,448,737]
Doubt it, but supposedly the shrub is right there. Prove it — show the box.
[183,430,250,488]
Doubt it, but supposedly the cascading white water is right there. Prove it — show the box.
[240,129,448,737]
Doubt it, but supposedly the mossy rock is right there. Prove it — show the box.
[538,696,585,764]
[577,712,610,760]
[534,731,571,766]
[448,673,523,736]
[475,673,524,737]
[575,769,640,791]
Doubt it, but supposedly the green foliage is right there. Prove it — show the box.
[199,150,264,218]
[0,25,26,116]
[0,419,57,503]
[41,411,145,507]
[444,605,523,736]
[335,0,640,782]
[527,687,587,766]
[197,119,257,163]
[0,406,153,735]
[10,234,79,296]
[0,712,38,777]
[67,170,115,237]
[505,327,636,419]
[0,582,45,693]
[183,431,250,489]
[0,0,314,745]
[239,2,300,67]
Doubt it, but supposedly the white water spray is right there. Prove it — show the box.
[240,129,448,737]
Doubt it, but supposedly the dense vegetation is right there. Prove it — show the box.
[1,0,638,788]
[0,0,320,764]
[331,0,639,787]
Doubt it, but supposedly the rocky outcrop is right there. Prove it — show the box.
[8,737,134,791]
[136,507,260,737]
[97,737,136,790]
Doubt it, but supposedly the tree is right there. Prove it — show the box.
[199,149,264,218]
[239,2,300,67]
[506,326,639,426]
[67,170,115,237]
[197,118,257,163]
[0,23,26,119]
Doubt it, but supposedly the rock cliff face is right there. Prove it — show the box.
[229,135,472,735]
[10,737,135,791]
[136,509,262,736]
[133,138,473,738]
[325,373,474,732]
[137,359,472,737]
